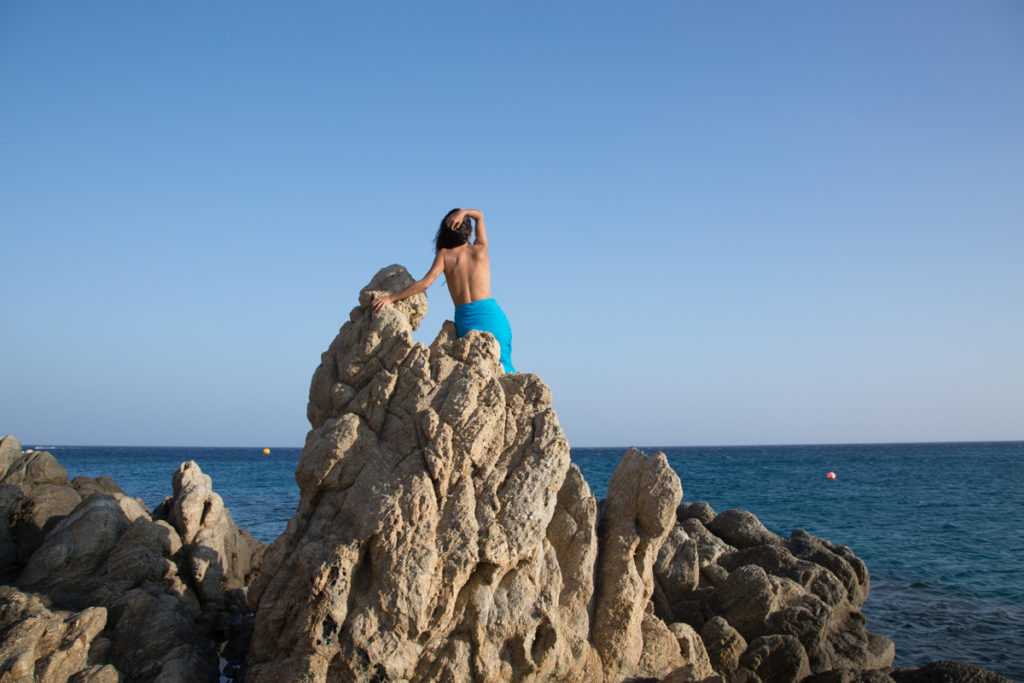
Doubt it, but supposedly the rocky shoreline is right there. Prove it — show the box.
[0,265,1013,682]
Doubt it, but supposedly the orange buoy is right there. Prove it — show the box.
[263,448,271,455]
[826,471,836,480]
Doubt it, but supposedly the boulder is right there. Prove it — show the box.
[8,483,82,564]
[786,530,869,608]
[700,616,747,680]
[18,493,145,602]
[669,621,716,680]
[103,588,219,681]
[71,475,128,500]
[0,585,108,682]
[0,434,21,475]
[546,462,600,675]
[709,564,779,639]
[707,509,782,550]
[0,436,262,681]
[719,544,847,609]
[635,611,685,678]
[592,448,683,681]
[677,500,716,526]
[91,517,197,614]
[12,459,256,682]
[653,504,894,678]
[739,634,812,683]
[1,450,69,489]
[654,526,700,616]
[163,460,264,615]
[806,669,896,683]
[891,660,1013,683]
[680,517,735,571]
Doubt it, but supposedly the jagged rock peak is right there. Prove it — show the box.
[247,265,599,681]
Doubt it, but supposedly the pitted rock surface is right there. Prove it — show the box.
[246,266,692,682]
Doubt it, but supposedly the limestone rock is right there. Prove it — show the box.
[700,616,747,680]
[669,621,715,681]
[18,493,144,602]
[592,447,683,681]
[12,461,253,681]
[0,435,262,681]
[709,564,779,639]
[654,526,699,619]
[654,506,893,679]
[9,483,82,564]
[707,509,782,550]
[546,462,600,679]
[1,450,69,489]
[245,265,909,683]
[68,665,122,683]
[0,585,108,683]
[164,460,264,615]
[719,544,847,610]
[103,588,219,682]
[891,660,1013,683]
[739,634,812,683]
[786,530,869,608]
[807,669,896,683]
[91,517,196,614]
[677,500,716,526]
[2,450,80,566]
[680,517,735,572]
[248,265,596,682]
[71,475,128,501]
[635,611,685,678]
[0,434,22,475]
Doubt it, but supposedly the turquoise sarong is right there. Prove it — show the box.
[454,298,516,373]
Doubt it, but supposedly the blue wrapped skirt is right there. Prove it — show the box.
[454,298,516,373]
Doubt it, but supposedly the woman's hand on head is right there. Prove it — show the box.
[446,210,468,230]
[371,295,392,313]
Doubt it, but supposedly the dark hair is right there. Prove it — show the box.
[435,208,472,252]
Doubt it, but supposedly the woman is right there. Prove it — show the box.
[371,208,516,373]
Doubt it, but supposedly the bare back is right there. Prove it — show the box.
[440,243,490,307]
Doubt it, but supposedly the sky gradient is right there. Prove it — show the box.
[2,1,1022,447]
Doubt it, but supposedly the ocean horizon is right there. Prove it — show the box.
[18,439,1024,680]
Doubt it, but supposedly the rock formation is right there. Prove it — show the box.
[0,441,264,681]
[2,267,1012,682]
[245,265,697,681]
[653,503,897,681]
[245,264,895,682]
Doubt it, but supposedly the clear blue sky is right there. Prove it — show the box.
[2,1,1021,447]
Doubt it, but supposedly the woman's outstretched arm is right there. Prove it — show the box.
[371,251,445,312]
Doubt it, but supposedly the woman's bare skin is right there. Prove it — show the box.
[371,209,490,311]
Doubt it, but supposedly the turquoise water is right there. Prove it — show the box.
[40,441,1024,679]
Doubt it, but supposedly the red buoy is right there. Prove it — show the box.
[827,471,836,480]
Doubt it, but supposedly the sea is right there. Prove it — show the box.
[33,441,1023,681]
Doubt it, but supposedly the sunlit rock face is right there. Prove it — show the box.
[247,265,611,681]
[245,264,895,683]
